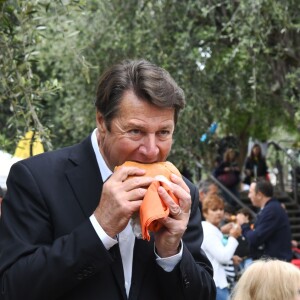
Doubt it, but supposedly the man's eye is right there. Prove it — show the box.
[158,130,171,137]
[129,129,141,135]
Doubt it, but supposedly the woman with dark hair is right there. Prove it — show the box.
[214,148,241,206]
[243,144,268,185]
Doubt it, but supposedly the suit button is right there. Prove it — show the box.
[82,268,93,278]
[183,277,190,288]
[86,266,95,274]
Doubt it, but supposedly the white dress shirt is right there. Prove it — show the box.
[89,129,182,297]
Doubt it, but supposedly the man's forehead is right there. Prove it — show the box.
[116,95,175,125]
[118,90,175,115]
[208,184,218,193]
[126,118,174,127]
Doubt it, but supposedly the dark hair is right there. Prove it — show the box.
[223,148,238,162]
[255,179,273,198]
[237,207,254,222]
[224,202,236,214]
[250,143,263,160]
[197,179,216,193]
[95,59,185,130]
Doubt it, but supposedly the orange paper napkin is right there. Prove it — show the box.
[115,161,181,241]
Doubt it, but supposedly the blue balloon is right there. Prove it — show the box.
[209,122,218,134]
[200,133,207,142]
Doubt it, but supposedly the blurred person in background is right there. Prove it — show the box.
[198,178,219,220]
[243,143,268,186]
[201,193,241,300]
[230,259,300,300]
[214,148,241,207]
[220,207,252,290]
[237,179,292,262]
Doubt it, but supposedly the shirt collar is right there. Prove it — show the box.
[91,128,112,182]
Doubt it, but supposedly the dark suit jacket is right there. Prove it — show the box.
[242,198,293,261]
[0,135,215,300]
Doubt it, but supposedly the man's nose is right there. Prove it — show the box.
[139,134,159,158]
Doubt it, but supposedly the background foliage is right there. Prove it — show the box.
[1,0,300,180]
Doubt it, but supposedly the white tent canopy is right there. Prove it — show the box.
[0,150,22,190]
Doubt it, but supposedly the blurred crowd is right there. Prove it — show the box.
[197,143,300,299]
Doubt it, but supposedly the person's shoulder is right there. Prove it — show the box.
[183,176,195,188]
[245,156,253,163]
[268,198,283,208]
[20,144,74,164]
[201,221,209,230]
[202,220,211,226]
[202,221,215,230]
[265,199,288,216]
[16,135,92,168]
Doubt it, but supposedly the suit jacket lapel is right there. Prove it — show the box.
[64,136,127,298]
[65,136,103,217]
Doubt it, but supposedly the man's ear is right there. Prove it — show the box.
[96,111,106,135]
[199,191,205,202]
[256,191,263,200]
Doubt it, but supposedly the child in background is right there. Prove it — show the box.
[235,208,254,274]
[221,207,254,283]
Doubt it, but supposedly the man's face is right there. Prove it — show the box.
[248,182,260,207]
[208,184,219,196]
[96,90,175,170]
[199,184,219,203]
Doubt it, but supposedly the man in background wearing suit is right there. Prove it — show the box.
[237,179,292,262]
[0,59,215,300]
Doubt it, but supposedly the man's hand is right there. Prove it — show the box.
[232,255,242,265]
[154,174,191,258]
[220,222,234,234]
[93,166,153,237]
[229,224,242,239]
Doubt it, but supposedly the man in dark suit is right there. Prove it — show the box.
[0,59,215,300]
[237,179,292,261]
[0,186,4,217]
